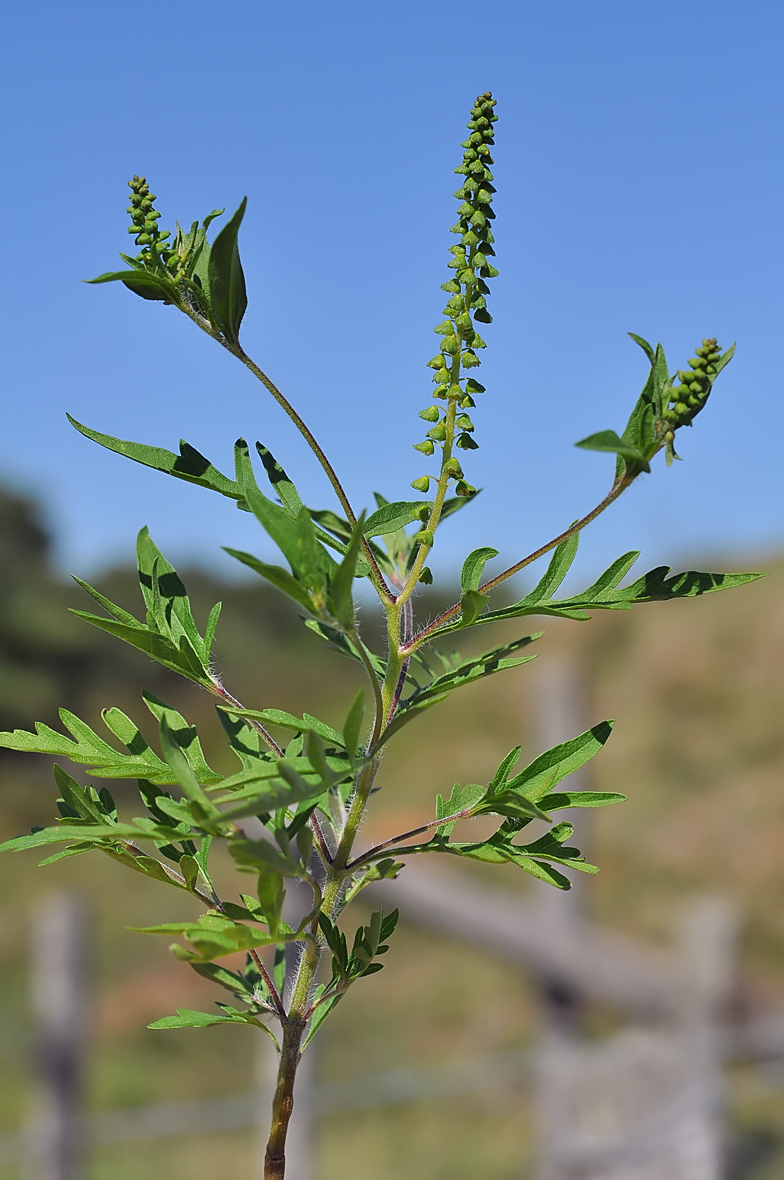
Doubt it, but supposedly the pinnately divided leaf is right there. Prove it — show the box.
[438,536,762,633]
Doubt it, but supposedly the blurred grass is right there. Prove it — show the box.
[1,487,784,1176]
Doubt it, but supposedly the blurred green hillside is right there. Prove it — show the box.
[0,487,783,1179]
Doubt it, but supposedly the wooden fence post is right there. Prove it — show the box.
[27,893,89,1180]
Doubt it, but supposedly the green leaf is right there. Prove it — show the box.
[460,546,498,595]
[70,534,218,686]
[536,790,626,810]
[486,722,614,808]
[52,764,106,823]
[459,588,487,627]
[303,993,343,1047]
[0,821,183,854]
[574,430,650,472]
[440,546,763,631]
[363,501,433,537]
[526,533,580,604]
[401,634,540,713]
[86,269,180,304]
[159,719,220,824]
[179,854,200,891]
[342,690,365,761]
[142,692,221,784]
[330,514,366,629]
[304,620,387,678]
[223,549,317,613]
[255,443,304,516]
[243,485,335,598]
[256,873,285,938]
[217,711,274,776]
[628,332,655,363]
[440,489,480,521]
[134,912,293,962]
[229,836,301,877]
[217,705,343,747]
[435,782,485,836]
[188,961,254,1001]
[0,707,173,783]
[66,416,241,501]
[208,197,248,345]
[148,1008,261,1030]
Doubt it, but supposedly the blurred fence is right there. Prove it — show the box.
[7,881,784,1180]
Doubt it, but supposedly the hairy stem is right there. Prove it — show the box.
[333,759,379,870]
[347,807,476,870]
[402,474,632,654]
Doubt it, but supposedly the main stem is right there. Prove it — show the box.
[262,868,346,1177]
[264,1021,305,1180]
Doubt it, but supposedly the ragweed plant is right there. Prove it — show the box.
[0,93,760,1179]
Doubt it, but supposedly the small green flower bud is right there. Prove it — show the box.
[413,529,434,548]
[413,439,436,455]
[454,480,476,497]
[433,320,454,336]
[459,394,476,408]
[411,476,432,493]
[419,406,440,422]
[465,379,486,393]
[443,457,464,478]
[455,414,475,431]
[457,432,479,450]
[461,350,481,368]
[455,313,472,331]
[446,385,463,399]
[426,423,447,442]
[427,355,446,369]
[440,336,460,355]
[418,567,433,585]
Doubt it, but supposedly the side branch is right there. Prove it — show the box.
[401,474,631,653]
[249,949,287,1020]
[347,807,477,870]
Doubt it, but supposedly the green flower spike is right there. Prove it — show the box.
[127,176,171,261]
[413,93,499,493]
[662,338,735,465]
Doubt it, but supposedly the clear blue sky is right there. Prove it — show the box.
[2,0,782,590]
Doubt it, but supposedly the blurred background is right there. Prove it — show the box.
[2,0,784,1176]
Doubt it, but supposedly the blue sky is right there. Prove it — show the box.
[2,0,782,591]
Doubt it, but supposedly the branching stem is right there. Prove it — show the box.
[402,474,632,654]
[249,949,287,1020]
[347,807,476,870]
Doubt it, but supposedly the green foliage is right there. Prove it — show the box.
[4,89,761,1177]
